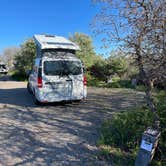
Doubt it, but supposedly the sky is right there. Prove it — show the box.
[0,0,110,56]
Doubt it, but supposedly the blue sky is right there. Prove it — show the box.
[0,0,110,56]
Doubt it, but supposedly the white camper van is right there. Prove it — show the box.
[27,34,87,104]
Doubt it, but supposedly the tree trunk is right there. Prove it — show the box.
[136,49,159,129]
[145,79,160,129]
[145,79,156,112]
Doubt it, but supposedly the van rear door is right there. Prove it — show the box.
[42,60,84,100]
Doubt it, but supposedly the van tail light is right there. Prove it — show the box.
[37,77,43,88]
[37,66,42,88]
[83,75,87,86]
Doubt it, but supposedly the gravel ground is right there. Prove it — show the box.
[0,81,145,166]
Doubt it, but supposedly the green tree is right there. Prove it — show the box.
[14,39,36,74]
[69,32,97,68]
[89,58,108,82]
[107,56,128,79]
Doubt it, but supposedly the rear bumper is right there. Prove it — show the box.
[35,87,87,103]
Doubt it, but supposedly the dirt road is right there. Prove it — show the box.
[0,81,145,165]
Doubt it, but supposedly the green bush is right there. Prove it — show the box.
[99,109,154,151]
[98,91,166,165]
[106,81,121,88]
[135,85,146,91]
[86,72,101,87]
[106,80,133,89]
[11,71,28,81]
[153,91,166,165]
[112,76,121,82]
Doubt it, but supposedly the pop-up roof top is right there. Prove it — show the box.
[0,62,5,65]
[34,34,80,50]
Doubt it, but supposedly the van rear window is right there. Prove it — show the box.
[44,61,82,76]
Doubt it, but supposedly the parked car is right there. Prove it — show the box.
[0,63,8,75]
[27,34,87,104]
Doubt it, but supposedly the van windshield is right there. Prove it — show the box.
[44,61,82,76]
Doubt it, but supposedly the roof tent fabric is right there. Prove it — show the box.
[34,34,80,50]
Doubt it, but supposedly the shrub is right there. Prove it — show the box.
[98,109,154,151]
[135,85,146,91]
[106,80,133,89]
[89,60,108,82]
[98,91,166,165]
[153,91,166,164]
[106,81,121,88]
[112,76,121,82]
[11,71,28,81]
[85,72,101,87]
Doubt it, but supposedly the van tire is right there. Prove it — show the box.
[34,96,41,105]
[74,99,82,103]
[27,83,33,94]
[33,91,41,105]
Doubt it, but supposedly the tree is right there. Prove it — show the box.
[107,56,128,79]
[14,39,36,74]
[0,47,20,70]
[69,32,98,68]
[93,0,166,127]
[89,58,108,81]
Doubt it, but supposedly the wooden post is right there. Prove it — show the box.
[135,128,160,166]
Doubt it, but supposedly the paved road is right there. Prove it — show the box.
[0,81,145,166]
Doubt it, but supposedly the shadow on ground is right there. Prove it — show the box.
[0,87,144,110]
[0,75,13,81]
[0,105,108,165]
[0,88,34,107]
[0,85,145,165]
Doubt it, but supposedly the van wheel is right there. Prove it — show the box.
[27,83,32,94]
[33,92,41,105]
[74,99,82,103]
[34,96,41,105]
[72,99,82,104]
